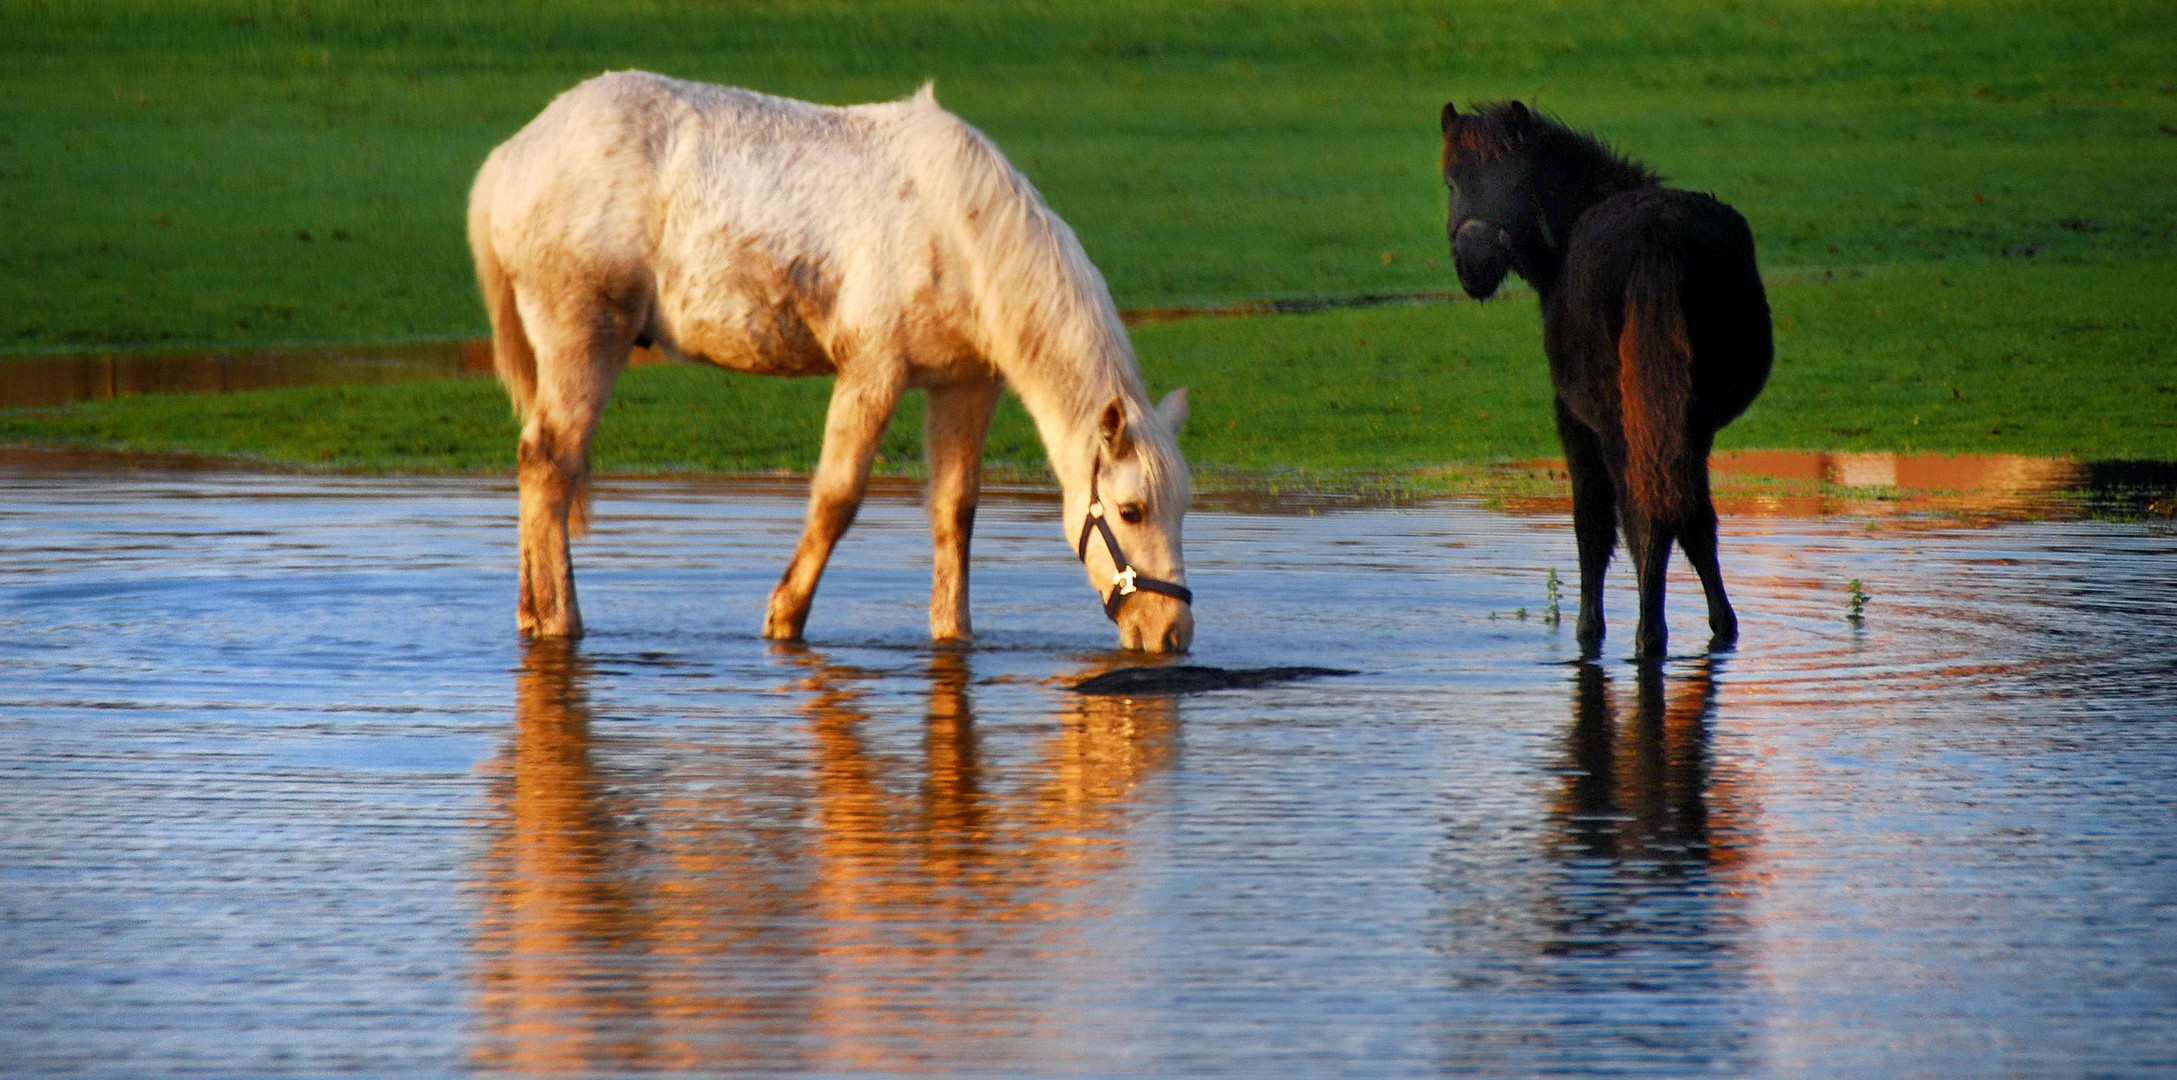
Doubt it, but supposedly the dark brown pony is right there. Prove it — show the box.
[1440,101,1772,658]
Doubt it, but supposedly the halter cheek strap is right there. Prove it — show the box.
[1075,461,1193,621]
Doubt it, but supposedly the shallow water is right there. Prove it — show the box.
[4,299,1462,408]
[0,341,486,409]
[2,460,2173,1078]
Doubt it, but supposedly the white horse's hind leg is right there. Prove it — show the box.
[765,367,907,642]
[924,376,1003,643]
[515,297,632,639]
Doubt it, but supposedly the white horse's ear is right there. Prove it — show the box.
[1098,395,1132,457]
[1156,387,1189,433]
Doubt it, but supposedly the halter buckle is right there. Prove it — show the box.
[1112,566,1138,595]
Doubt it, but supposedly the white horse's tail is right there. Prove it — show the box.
[469,168,594,535]
[466,187,537,420]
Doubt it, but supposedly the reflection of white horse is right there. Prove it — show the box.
[468,72,1193,652]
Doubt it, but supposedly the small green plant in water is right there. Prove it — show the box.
[1544,568,1563,627]
[1847,578,1871,624]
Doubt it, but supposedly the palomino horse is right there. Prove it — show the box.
[1440,101,1772,659]
[469,72,1193,652]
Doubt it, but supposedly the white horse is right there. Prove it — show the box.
[467,72,1194,652]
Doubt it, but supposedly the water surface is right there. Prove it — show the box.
[0,341,486,409]
[2,460,2172,1077]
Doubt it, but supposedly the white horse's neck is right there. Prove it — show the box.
[891,92,1176,500]
[988,293,1144,496]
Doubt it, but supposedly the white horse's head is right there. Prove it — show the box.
[1071,388,1193,653]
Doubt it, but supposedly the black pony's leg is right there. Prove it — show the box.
[1679,465,1737,651]
[1626,504,1674,661]
[1555,398,1617,658]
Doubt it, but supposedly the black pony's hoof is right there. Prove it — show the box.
[1707,612,1739,653]
[1575,613,1604,659]
[1708,620,1739,653]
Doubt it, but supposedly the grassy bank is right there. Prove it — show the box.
[2,0,2170,474]
[6,258,2171,476]
[4,0,2173,349]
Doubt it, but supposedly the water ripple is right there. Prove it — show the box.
[1,465,2172,1077]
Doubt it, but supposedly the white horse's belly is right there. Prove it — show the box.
[652,249,840,377]
[659,305,836,377]
[649,240,985,384]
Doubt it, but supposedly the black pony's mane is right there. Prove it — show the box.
[1448,101,1661,196]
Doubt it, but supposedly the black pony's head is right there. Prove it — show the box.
[1439,101,1661,300]
[1439,100,1543,300]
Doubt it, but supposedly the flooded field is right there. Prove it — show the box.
[2,455,2173,1077]
[0,342,489,409]
[0,293,1458,409]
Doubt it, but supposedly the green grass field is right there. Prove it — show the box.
[3,0,2173,473]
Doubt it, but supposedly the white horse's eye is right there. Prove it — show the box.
[1117,504,1145,525]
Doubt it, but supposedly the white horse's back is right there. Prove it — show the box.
[471,72,1041,388]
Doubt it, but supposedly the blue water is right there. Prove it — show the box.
[2,460,2172,1077]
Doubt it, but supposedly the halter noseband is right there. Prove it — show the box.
[1075,460,1193,621]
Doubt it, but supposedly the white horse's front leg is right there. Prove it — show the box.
[765,368,906,642]
[516,421,585,639]
[924,376,1003,643]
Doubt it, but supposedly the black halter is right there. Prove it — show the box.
[1075,460,1193,621]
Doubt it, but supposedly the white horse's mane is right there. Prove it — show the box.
[879,85,1185,495]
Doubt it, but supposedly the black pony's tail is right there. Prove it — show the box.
[1618,248,1696,521]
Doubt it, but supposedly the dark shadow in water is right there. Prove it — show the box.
[468,643,1180,1074]
[1071,663,1357,695]
[2078,459,2177,519]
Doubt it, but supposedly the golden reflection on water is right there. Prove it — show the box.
[469,642,1175,1073]
[471,641,675,1071]
[1502,450,2122,523]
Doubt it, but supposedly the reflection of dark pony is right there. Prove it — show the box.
[1440,101,1772,658]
